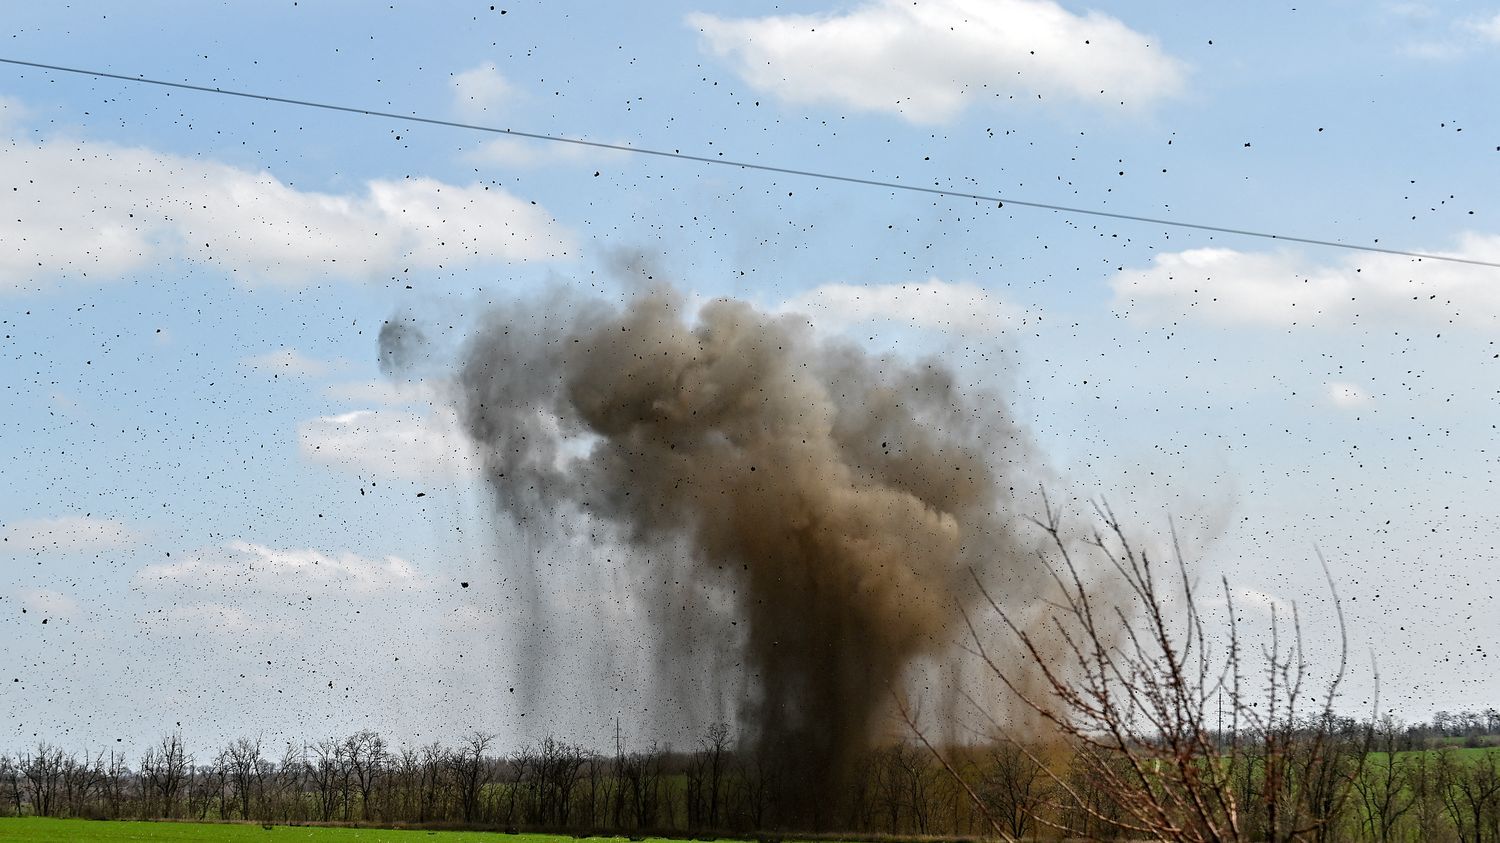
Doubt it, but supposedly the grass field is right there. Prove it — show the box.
[0,818,649,842]
[1388,745,1500,762]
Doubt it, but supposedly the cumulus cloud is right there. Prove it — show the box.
[298,407,474,479]
[780,279,1021,335]
[2,516,143,553]
[1327,381,1375,409]
[1110,234,1500,328]
[0,130,572,291]
[241,348,339,378]
[452,63,516,117]
[689,0,1185,123]
[135,540,424,595]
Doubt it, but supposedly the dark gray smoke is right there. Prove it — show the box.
[456,285,1041,822]
[378,314,428,376]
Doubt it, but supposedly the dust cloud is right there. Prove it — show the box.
[453,284,1045,821]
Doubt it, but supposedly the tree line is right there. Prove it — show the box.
[2,711,1498,840]
[0,726,975,834]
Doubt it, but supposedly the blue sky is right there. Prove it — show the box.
[2,0,1499,754]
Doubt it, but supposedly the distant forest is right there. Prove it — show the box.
[3,710,1498,841]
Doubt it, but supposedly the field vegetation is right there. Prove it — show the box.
[0,817,664,841]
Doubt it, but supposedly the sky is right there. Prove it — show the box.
[2,0,1499,756]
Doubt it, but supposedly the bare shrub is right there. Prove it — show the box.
[912,500,1374,843]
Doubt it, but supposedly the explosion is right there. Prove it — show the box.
[450,285,1042,823]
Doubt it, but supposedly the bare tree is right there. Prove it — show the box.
[619,743,665,829]
[1438,748,1500,843]
[686,723,731,830]
[735,750,775,831]
[582,750,606,829]
[1062,746,1130,840]
[1402,749,1454,843]
[272,742,304,822]
[900,740,940,834]
[609,726,627,830]
[1284,713,1366,843]
[452,731,494,824]
[1355,716,1416,843]
[307,738,343,822]
[58,750,103,818]
[844,753,876,833]
[949,501,1370,843]
[686,744,708,829]
[873,743,909,833]
[139,734,190,819]
[190,752,226,820]
[223,737,265,820]
[21,743,65,817]
[344,730,387,821]
[520,735,585,827]
[388,745,419,823]
[98,749,129,820]
[0,754,19,817]
[418,742,448,823]
[980,741,1052,840]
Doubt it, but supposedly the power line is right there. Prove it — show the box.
[3,55,1497,270]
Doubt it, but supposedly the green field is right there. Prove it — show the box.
[1388,745,1500,763]
[0,819,651,843]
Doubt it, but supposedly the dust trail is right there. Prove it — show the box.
[455,284,1042,825]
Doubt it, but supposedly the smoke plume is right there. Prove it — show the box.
[378,313,428,376]
[455,285,1041,823]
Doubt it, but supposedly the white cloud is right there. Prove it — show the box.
[781,279,1021,335]
[1400,40,1464,60]
[241,348,338,378]
[322,378,439,406]
[1225,586,1293,617]
[689,0,1185,123]
[2,516,143,553]
[1469,12,1500,42]
[452,63,516,117]
[145,602,265,635]
[0,95,28,132]
[467,136,627,169]
[1327,381,1375,409]
[1398,9,1500,57]
[0,130,572,291]
[1383,2,1438,19]
[19,588,81,619]
[1110,234,1500,328]
[135,540,424,595]
[298,407,474,479]
[437,603,497,633]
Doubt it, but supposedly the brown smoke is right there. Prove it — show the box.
[455,285,1041,824]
